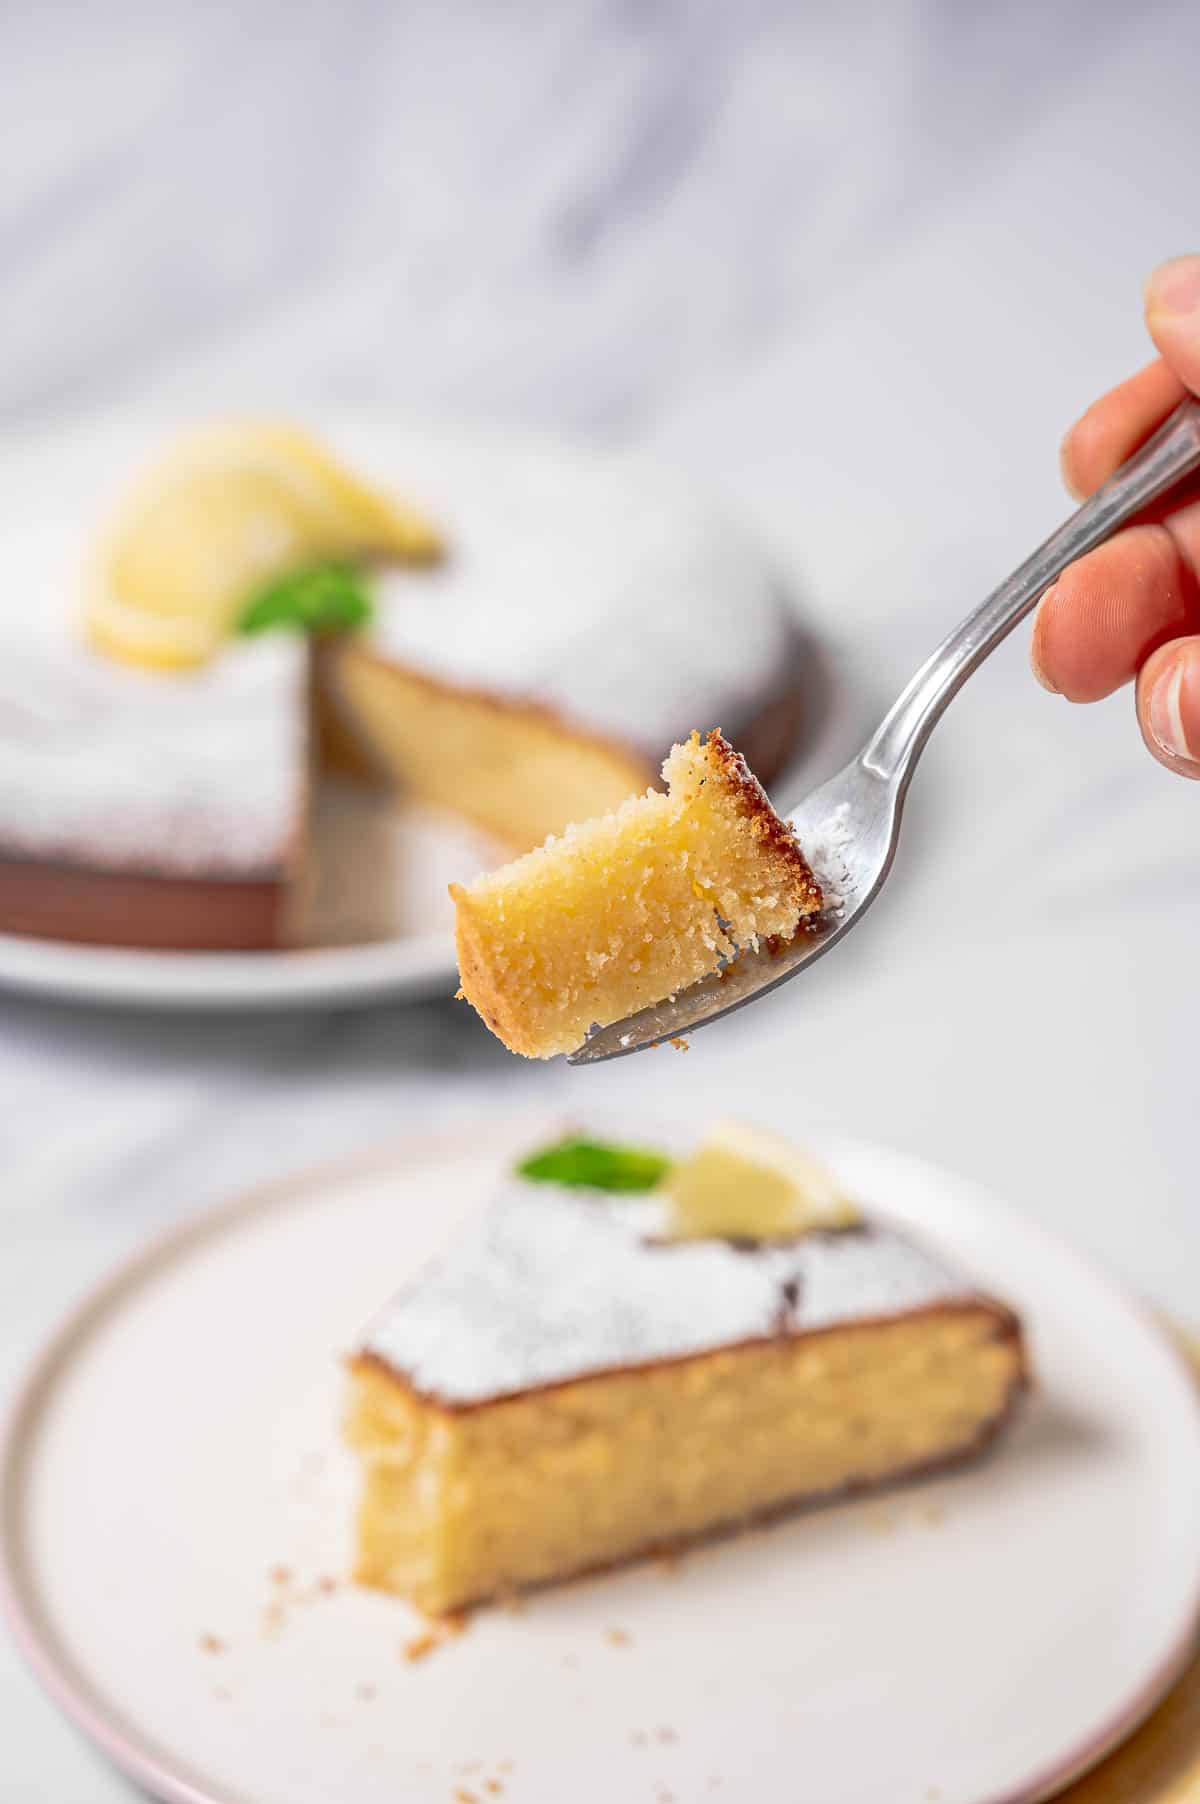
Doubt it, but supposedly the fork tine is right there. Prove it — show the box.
[564,912,849,1063]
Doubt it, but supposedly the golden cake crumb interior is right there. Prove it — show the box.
[348,1312,1020,1616]
[322,644,652,851]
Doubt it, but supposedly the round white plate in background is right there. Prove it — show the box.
[2,1122,1198,1804]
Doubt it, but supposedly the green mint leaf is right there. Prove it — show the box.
[516,1136,671,1193]
[236,563,373,638]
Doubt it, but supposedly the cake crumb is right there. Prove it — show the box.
[605,1627,630,1647]
[317,1573,339,1593]
[484,1782,504,1797]
[668,1036,689,1053]
[403,1612,468,1663]
[268,1564,292,1587]
[198,1634,226,1655]
[455,1790,478,1804]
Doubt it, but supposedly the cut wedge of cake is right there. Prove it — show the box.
[451,730,823,1058]
[346,1130,1028,1616]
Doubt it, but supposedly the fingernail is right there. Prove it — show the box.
[1147,654,1197,761]
[1030,591,1060,693]
[1144,254,1200,319]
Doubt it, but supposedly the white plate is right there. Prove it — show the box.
[0,414,853,1013]
[6,1123,1196,1804]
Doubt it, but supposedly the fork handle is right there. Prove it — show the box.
[862,396,1200,787]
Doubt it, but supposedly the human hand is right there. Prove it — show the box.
[1031,255,1200,777]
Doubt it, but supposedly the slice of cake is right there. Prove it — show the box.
[347,1130,1027,1616]
[451,730,822,1058]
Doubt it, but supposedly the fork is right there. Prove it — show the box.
[568,397,1200,1065]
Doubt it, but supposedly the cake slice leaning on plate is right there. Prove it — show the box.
[346,1127,1028,1616]
[451,729,822,1057]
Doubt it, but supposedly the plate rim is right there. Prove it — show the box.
[0,923,460,1013]
[2,1121,1198,1804]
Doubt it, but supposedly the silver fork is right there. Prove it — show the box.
[568,397,1200,1066]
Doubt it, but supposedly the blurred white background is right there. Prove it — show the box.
[2,3,1200,1795]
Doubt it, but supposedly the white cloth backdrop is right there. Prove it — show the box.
[2,3,1199,1794]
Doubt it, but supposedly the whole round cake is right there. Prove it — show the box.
[0,419,813,950]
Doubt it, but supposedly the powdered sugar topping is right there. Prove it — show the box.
[362,1176,979,1405]
[362,431,805,755]
[800,802,855,915]
[0,520,306,876]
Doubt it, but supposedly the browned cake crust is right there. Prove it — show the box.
[0,854,289,950]
[700,728,823,913]
[352,1295,1025,1414]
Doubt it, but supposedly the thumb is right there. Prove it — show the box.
[1144,256,1200,394]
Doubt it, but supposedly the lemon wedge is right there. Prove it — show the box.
[667,1120,860,1241]
[85,421,442,671]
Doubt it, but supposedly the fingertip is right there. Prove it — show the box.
[1144,254,1200,320]
[1059,360,1186,498]
[1137,637,1200,778]
[1031,527,1193,705]
[1031,564,1113,703]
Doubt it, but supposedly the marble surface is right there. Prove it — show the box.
[3,3,1200,1797]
